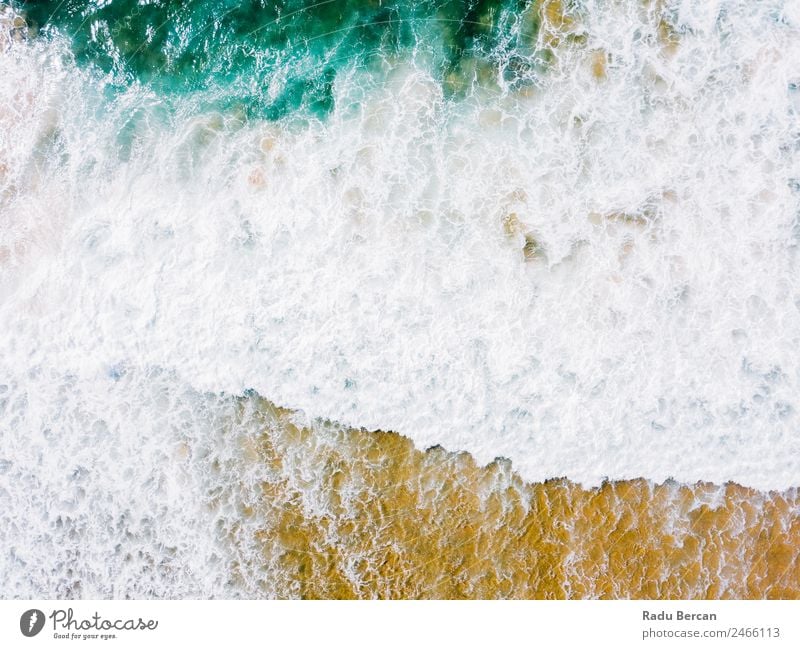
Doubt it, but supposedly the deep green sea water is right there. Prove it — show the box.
[21,0,546,119]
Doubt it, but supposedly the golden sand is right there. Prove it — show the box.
[226,397,800,599]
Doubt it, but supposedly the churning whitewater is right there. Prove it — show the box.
[1,0,800,597]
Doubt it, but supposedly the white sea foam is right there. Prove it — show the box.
[1,0,800,595]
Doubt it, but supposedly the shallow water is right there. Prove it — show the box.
[234,397,800,599]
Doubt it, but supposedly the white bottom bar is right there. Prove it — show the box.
[1,600,797,648]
